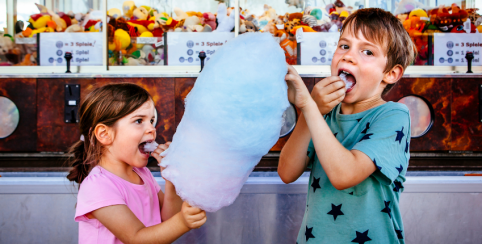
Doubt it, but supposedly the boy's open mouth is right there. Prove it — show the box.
[338,69,356,92]
[138,140,153,156]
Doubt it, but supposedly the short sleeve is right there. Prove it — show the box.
[307,139,316,169]
[75,173,126,222]
[352,108,410,185]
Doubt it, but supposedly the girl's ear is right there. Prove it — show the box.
[383,64,403,85]
[94,124,113,146]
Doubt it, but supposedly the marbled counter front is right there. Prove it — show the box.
[1,172,482,244]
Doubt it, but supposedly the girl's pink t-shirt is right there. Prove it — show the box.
[75,166,162,244]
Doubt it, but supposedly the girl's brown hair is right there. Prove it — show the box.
[340,8,416,95]
[66,83,152,185]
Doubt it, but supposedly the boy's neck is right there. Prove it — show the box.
[340,97,386,115]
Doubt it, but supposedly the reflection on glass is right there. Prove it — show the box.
[398,95,433,138]
[0,96,20,139]
[9,0,103,66]
[0,0,6,32]
[371,0,481,65]
[280,103,297,137]
[107,0,236,66]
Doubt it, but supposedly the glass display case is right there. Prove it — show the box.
[0,0,481,71]
[107,0,236,66]
[1,0,104,67]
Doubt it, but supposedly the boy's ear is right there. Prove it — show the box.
[94,124,113,146]
[383,64,403,85]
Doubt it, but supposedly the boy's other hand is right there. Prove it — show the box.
[180,202,207,229]
[285,65,312,109]
[312,76,346,115]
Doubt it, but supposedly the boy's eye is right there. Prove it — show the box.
[340,44,349,49]
[150,119,155,124]
[362,50,373,56]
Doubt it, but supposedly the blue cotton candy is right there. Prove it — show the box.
[160,33,289,212]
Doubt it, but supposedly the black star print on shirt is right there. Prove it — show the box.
[356,118,362,122]
[305,226,315,241]
[361,123,370,134]
[396,164,403,174]
[395,127,405,144]
[351,230,372,244]
[359,133,373,142]
[395,229,403,239]
[381,201,392,219]
[311,177,321,193]
[405,140,409,153]
[373,159,382,170]
[393,180,404,192]
[327,204,344,220]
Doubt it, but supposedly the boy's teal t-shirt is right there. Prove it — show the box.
[296,101,411,244]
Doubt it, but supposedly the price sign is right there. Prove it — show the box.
[167,32,235,66]
[39,32,103,66]
[434,33,482,66]
[300,32,340,65]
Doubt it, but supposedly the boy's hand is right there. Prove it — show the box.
[311,76,346,115]
[180,202,207,229]
[285,65,312,109]
[151,142,171,171]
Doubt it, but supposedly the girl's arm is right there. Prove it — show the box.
[159,180,183,221]
[91,202,205,244]
[285,66,376,190]
[151,142,184,221]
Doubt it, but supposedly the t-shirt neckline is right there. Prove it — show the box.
[96,166,146,187]
[336,101,393,121]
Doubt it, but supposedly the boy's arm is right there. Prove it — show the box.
[302,101,376,190]
[278,113,311,184]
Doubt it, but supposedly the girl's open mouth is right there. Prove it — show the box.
[138,140,153,156]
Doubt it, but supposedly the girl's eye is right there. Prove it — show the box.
[340,44,349,50]
[135,119,143,124]
[150,119,154,124]
[363,50,373,56]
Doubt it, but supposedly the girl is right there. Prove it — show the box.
[67,83,206,244]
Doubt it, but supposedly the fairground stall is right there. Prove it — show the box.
[0,0,482,243]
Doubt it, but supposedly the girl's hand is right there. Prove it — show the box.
[180,202,207,229]
[311,76,346,115]
[151,142,171,169]
[285,65,312,110]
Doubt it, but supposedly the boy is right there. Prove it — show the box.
[280,8,415,244]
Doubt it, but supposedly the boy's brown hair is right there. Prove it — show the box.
[340,8,416,95]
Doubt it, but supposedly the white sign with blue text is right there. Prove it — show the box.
[167,32,235,66]
[39,32,103,66]
[300,32,340,65]
[434,33,482,66]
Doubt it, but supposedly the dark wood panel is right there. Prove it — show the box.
[174,78,196,129]
[451,78,482,151]
[37,78,95,152]
[95,78,175,144]
[384,78,452,151]
[0,78,37,151]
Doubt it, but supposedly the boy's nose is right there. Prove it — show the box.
[341,49,357,64]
